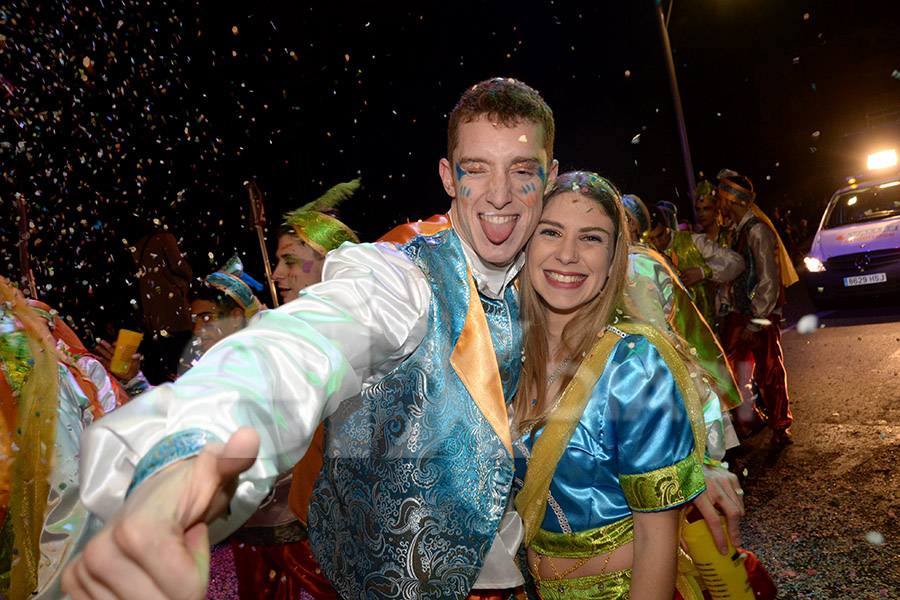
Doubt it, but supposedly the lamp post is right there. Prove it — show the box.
[654,0,698,221]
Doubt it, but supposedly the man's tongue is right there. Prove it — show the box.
[481,216,517,244]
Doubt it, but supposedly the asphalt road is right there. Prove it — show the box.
[731,281,900,599]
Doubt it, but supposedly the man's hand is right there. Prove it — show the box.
[62,428,260,600]
[679,266,705,287]
[690,463,745,554]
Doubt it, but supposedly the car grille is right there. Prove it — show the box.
[826,248,900,271]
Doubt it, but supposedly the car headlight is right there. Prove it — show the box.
[804,256,826,272]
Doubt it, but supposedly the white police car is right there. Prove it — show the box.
[804,156,900,309]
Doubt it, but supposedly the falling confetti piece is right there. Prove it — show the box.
[796,314,818,334]
[864,530,885,545]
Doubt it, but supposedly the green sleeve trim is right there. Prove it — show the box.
[621,450,706,512]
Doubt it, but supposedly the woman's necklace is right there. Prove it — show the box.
[546,353,573,385]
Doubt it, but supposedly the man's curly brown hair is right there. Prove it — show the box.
[447,77,554,163]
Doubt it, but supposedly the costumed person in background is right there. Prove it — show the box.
[130,217,194,384]
[622,194,651,244]
[512,172,708,599]
[0,278,126,600]
[271,179,361,304]
[185,255,264,369]
[93,255,265,393]
[656,200,680,231]
[716,169,799,445]
[693,180,731,248]
[231,182,362,600]
[623,191,742,469]
[647,204,745,333]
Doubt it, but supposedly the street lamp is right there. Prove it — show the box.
[654,0,698,221]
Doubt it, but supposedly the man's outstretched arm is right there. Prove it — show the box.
[79,242,431,538]
[62,427,259,600]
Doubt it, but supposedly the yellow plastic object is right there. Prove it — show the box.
[682,516,754,599]
[110,329,143,376]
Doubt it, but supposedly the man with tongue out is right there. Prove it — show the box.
[64,78,559,600]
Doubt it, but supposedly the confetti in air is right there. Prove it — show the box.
[864,530,885,546]
[796,314,818,335]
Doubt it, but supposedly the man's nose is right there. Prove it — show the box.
[486,176,513,209]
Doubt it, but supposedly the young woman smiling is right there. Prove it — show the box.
[512,171,707,600]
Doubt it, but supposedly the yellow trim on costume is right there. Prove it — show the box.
[531,515,634,558]
[620,450,704,511]
[516,328,623,545]
[450,269,512,456]
[0,284,60,600]
[750,204,800,289]
[516,321,707,545]
[376,215,512,455]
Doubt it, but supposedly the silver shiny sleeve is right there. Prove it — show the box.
[747,224,780,319]
[692,232,745,283]
[79,241,431,533]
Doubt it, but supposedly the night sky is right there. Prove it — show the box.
[2,0,900,340]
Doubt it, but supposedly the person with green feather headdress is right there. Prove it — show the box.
[272,179,361,303]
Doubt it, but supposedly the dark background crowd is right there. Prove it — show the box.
[2,0,900,345]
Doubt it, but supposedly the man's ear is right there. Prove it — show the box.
[230,307,245,321]
[545,159,560,190]
[438,158,456,198]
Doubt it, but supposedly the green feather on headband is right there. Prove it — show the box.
[283,178,361,255]
[289,177,362,218]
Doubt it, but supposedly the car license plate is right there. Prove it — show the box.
[843,272,887,286]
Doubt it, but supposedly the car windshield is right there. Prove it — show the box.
[823,181,900,229]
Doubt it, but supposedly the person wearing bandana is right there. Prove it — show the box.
[716,170,799,445]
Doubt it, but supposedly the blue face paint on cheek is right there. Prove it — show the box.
[455,163,466,181]
[537,166,546,185]
[461,185,471,198]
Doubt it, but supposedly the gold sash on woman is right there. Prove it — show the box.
[515,320,706,545]
[515,321,707,600]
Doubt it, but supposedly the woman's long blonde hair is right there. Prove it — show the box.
[513,171,631,436]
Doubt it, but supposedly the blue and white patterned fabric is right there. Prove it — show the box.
[309,229,521,600]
